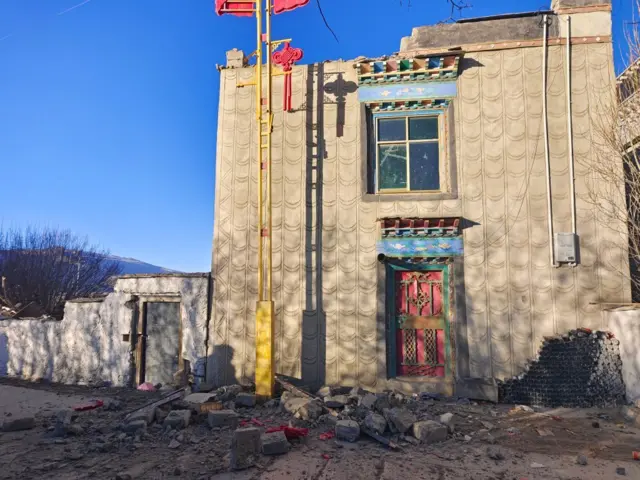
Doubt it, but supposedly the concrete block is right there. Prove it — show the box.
[163,410,191,430]
[335,420,360,442]
[208,410,239,428]
[413,420,448,444]
[364,413,387,435]
[128,408,155,425]
[283,396,323,421]
[2,416,35,432]
[384,408,417,434]
[360,393,377,409]
[261,431,290,455]
[121,420,147,434]
[184,393,217,404]
[235,393,256,408]
[231,427,261,470]
[324,395,348,408]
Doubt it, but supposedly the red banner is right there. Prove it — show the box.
[273,0,309,14]
[215,0,255,16]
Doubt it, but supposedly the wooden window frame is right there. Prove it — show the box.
[374,112,445,194]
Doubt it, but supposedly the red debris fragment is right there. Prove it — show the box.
[322,454,332,460]
[251,418,265,427]
[551,416,563,422]
[319,431,335,440]
[265,425,309,440]
[73,400,104,411]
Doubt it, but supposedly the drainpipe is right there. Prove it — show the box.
[542,14,556,266]
[566,16,577,236]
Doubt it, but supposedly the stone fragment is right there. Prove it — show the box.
[439,413,456,433]
[1,416,35,432]
[577,455,588,466]
[66,424,84,436]
[198,382,215,393]
[184,393,217,405]
[316,386,332,398]
[128,408,155,425]
[384,408,417,434]
[155,408,169,424]
[261,431,290,455]
[324,395,348,408]
[530,463,546,469]
[319,414,338,426]
[168,439,181,449]
[335,420,360,442]
[121,420,147,435]
[359,393,377,409]
[235,393,256,408]
[164,410,191,430]
[217,385,243,402]
[487,446,505,461]
[230,427,261,470]
[104,399,122,411]
[413,420,448,444]
[363,413,387,435]
[374,395,391,414]
[207,410,239,429]
[617,467,626,476]
[282,396,323,421]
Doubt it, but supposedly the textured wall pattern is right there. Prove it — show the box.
[211,43,630,391]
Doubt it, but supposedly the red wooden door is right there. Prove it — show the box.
[395,271,446,377]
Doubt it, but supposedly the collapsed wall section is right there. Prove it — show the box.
[498,329,626,408]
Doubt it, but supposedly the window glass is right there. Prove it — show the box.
[409,117,438,140]
[378,144,407,189]
[409,142,440,191]
[378,118,406,142]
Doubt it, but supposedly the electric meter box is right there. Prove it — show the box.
[554,233,579,263]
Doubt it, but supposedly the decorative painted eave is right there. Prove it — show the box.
[380,217,461,238]
[377,218,464,257]
[356,54,462,86]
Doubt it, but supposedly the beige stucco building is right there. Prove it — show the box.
[210,0,630,397]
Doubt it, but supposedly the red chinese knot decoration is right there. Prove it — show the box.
[272,42,303,112]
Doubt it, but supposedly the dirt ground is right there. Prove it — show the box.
[1,379,639,480]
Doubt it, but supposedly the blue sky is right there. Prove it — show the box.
[0,0,634,272]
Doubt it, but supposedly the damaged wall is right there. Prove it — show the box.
[0,273,210,387]
[0,294,134,385]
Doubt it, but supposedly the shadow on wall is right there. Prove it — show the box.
[0,332,7,376]
[209,344,238,387]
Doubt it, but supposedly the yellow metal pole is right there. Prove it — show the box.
[255,2,264,303]
[266,0,273,302]
[255,0,275,400]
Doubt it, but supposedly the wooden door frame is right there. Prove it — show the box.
[386,261,452,379]
[134,296,183,386]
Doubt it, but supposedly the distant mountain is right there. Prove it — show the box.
[107,255,179,275]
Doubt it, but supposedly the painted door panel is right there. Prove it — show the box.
[394,270,446,377]
[144,302,180,386]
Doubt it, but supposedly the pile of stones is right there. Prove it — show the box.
[498,329,626,408]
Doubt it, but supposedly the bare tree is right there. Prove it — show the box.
[586,1,640,299]
[0,226,122,317]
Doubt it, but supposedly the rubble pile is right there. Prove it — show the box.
[498,329,626,408]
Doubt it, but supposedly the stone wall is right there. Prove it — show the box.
[0,273,210,387]
[0,294,134,385]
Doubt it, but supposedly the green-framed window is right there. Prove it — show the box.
[375,114,441,193]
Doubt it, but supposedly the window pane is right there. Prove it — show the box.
[409,117,439,140]
[378,118,406,142]
[409,142,440,190]
[379,144,407,190]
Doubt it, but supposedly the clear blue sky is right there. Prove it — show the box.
[0,0,634,272]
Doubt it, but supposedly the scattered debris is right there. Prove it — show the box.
[163,410,191,430]
[617,467,627,476]
[261,430,290,455]
[536,428,554,437]
[487,446,505,461]
[413,420,448,444]
[230,427,261,470]
[1,415,35,432]
[335,420,360,442]
[530,462,546,468]
[577,454,588,466]
[264,426,308,440]
[72,399,103,411]
[319,430,335,440]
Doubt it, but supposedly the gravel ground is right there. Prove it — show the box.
[0,380,639,480]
